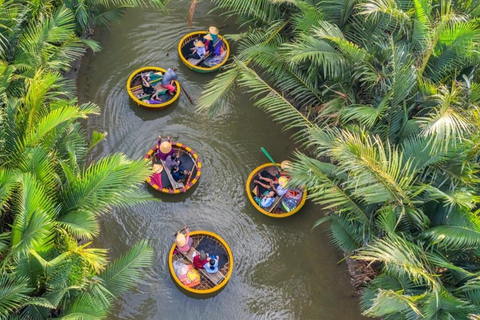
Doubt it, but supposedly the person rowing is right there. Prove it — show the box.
[156,135,174,161]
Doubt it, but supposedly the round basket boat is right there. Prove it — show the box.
[144,142,201,194]
[178,31,230,73]
[168,230,233,294]
[246,163,307,218]
[126,66,181,109]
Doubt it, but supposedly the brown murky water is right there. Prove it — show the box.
[77,2,367,319]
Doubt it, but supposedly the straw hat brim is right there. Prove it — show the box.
[194,40,205,47]
[281,160,292,170]
[209,26,219,35]
[153,164,164,174]
[176,233,186,247]
[160,141,172,154]
[204,34,213,40]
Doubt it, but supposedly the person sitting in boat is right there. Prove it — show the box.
[187,39,206,60]
[208,26,219,43]
[161,67,178,96]
[254,172,288,197]
[203,34,214,53]
[165,153,181,171]
[176,226,193,254]
[193,250,209,269]
[172,165,191,183]
[204,255,220,273]
[141,74,155,95]
[156,135,174,161]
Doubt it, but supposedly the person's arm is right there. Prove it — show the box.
[185,227,189,243]
[255,180,270,190]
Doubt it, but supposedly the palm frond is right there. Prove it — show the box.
[99,240,153,297]
[0,273,32,318]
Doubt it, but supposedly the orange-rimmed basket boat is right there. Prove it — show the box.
[127,66,181,109]
[168,230,233,294]
[178,31,230,73]
[246,163,307,218]
[144,142,201,194]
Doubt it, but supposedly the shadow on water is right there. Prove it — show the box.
[76,1,368,319]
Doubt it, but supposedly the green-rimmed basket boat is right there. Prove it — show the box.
[168,230,233,294]
[246,163,307,218]
[127,66,181,109]
[144,142,201,194]
[178,31,230,73]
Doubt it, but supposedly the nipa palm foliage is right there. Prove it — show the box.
[0,1,155,318]
[199,0,480,318]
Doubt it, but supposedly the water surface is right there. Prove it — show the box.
[77,3,367,319]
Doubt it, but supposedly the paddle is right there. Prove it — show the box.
[174,226,188,237]
[180,83,194,105]
[260,147,282,176]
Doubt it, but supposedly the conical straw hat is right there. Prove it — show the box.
[281,160,292,170]
[153,163,163,174]
[176,233,186,247]
[160,141,172,154]
[194,39,205,47]
[208,26,219,35]
[204,34,213,41]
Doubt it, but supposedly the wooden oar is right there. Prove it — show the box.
[180,83,194,104]
[260,147,282,175]
[174,226,187,236]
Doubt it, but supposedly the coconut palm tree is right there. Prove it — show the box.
[197,0,480,318]
[0,1,156,318]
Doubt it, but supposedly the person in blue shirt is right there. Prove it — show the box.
[187,39,206,60]
[204,255,219,273]
[160,68,178,96]
[171,165,190,183]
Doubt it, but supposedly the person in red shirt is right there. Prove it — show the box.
[193,250,209,269]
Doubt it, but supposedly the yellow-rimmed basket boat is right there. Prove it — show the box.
[127,66,181,109]
[144,142,201,194]
[168,230,233,294]
[178,31,230,73]
[246,163,307,218]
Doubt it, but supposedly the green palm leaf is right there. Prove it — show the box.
[99,240,153,297]
[0,273,32,318]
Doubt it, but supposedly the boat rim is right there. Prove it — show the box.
[245,163,307,218]
[144,142,202,194]
[126,66,181,109]
[168,230,234,294]
[178,31,230,72]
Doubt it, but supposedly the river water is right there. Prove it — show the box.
[77,2,367,319]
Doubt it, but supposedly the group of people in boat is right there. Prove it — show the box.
[187,26,227,66]
[252,161,303,212]
[153,136,192,184]
[139,67,178,104]
[175,227,220,274]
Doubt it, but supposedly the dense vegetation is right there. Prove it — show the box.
[0,0,166,318]
[199,0,480,318]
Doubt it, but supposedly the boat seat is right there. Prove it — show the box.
[161,159,184,190]
[179,247,225,285]
[188,57,204,66]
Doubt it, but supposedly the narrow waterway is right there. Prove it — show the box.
[77,2,367,319]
